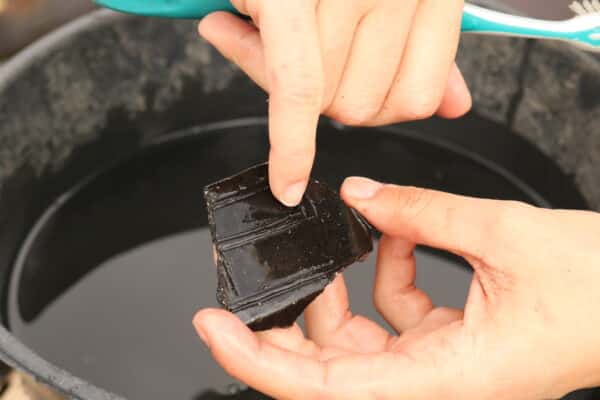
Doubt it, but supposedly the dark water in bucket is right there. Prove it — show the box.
[5,118,554,400]
[8,230,469,400]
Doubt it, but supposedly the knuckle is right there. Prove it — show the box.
[404,94,439,120]
[395,83,442,121]
[277,81,323,108]
[489,201,532,238]
[435,203,487,263]
[373,288,413,317]
[474,200,536,265]
[270,142,316,162]
[329,101,381,126]
[376,101,397,118]
[369,186,437,239]
[270,67,324,108]
[390,186,435,221]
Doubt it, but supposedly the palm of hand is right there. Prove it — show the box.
[260,272,467,399]
[196,234,483,400]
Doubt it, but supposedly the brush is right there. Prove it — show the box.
[93,0,600,53]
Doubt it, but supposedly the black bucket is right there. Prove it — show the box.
[0,10,597,400]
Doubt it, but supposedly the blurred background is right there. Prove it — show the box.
[0,0,580,59]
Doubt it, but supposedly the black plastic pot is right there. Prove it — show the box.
[0,10,597,400]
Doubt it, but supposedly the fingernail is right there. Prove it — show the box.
[343,177,383,200]
[281,181,306,207]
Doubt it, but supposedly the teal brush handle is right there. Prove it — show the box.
[95,1,600,51]
[95,0,236,18]
[462,4,600,51]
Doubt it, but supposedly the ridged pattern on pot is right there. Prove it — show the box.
[457,34,600,210]
[0,16,236,189]
[457,35,528,124]
[512,43,600,209]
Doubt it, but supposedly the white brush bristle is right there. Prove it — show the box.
[570,0,600,15]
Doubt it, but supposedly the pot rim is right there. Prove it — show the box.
[0,9,126,93]
[0,9,130,400]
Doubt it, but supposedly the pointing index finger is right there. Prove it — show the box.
[258,0,324,206]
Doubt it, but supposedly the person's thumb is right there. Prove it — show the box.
[193,309,326,399]
[341,177,534,267]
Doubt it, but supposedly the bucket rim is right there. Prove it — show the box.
[0,9,132,399]
[0,9,126,93]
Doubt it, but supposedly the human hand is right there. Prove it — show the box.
[198,1,472,206]
[194,177,600,399]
